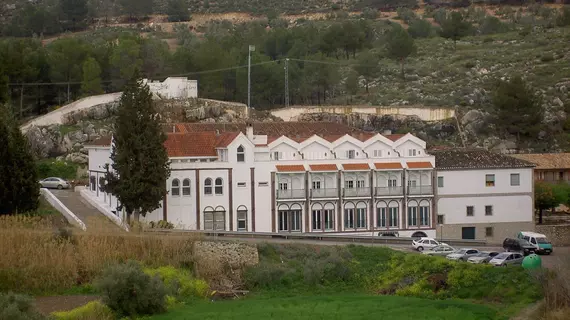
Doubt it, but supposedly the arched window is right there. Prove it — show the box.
[182,179,191,196]
[215,178,223,195]
[204,178,212,195]
[237,145,245,162]
[171,179,180,196]
[237,205,248,231]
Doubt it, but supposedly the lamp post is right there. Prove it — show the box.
[247,45,255,112]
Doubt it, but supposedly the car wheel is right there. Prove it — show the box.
[417,246,424,252]
[57,184,63,189]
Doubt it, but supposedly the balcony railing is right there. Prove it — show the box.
[343,187,371,197]
[407,185,434,196]
[277,189,306,199]
[310,188,339,198]
[375,186,404,196]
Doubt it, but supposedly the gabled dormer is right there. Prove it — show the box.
[299,135,333,160]
[393,133,427,158]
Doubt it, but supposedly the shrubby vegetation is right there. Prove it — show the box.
[36,160,79,180]
[0,292,46,320]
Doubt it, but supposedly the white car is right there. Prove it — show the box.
[422,245,456,257]
[39,177,71,189]
[412,237,447,252]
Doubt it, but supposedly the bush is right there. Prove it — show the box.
[95,261,167,317]
[479,16,509,35]
[396,7,418,24]
[52,301,114,320]
[144,266,210,299]
[148,220,174,229]
[36,160,78,180]
[408,19,434,38]
[0,292,46,320]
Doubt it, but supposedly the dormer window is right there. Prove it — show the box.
[273,151,280,160]
[408,149,417,156]
[237,145,245,162]
[346,150,355,159]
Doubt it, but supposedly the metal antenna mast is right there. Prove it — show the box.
[284,58,289,108]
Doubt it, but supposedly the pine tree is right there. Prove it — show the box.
[354,50,380,93]
[439,12,472,50]
[385,26,416,79]
[0,104,39,215]
[103,75,170,223]
[81,57,103,96]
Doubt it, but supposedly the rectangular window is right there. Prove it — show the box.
[344,208,354,229]
[345,180,354,189]
[485,205,493,216]
[172,187,180,196]
[485,227,494,237]
[324,209,335,230]
[408,207,417,226]
[291,210,301,232]
[204,186,212,195]
[419,206,430,226]
[374,150,383,157]
[389,207,398,227]
[377,207,387,228]
[466,206,474,216]
[278,210,288,231]
[437,176,444,188]
[279,183,288,190]
[237,182,247,188]
[408,149,417,156]
[237,210,247,231]
[312,181,321,189]
[356,208,367,228]
[485,174,495,187]
[258,182,269,187]
[273,151,280,160]
[408,180,417,187]
[347,150,355,159]
[312,209,322,230]
[437,214,444,224]
[388,179,397,187]
[356,180,365,188]
[510,173,520,186]
[204,212,214,230]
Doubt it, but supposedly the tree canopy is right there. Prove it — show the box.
[439,11,472,49]
[534,181,569,224]
[385,25,416,78]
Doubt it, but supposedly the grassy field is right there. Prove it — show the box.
[148,294,500,320]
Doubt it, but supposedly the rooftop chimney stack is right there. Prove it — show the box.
[246,121,254,140]
[383,129,392,135]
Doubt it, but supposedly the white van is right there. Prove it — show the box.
[517,231,553,255]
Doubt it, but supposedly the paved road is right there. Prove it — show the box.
[51,189,122,232]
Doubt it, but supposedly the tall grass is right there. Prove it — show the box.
[0,215,198,294]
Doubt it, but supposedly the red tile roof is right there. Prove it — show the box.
[385,134,406,141]
[164,132,218,157]
[374,163,403,170]
[407,161,433,169]
[215,132,239,148]
[310,164,338,171]
[342,163,371,171]
[85,136,112,147]
[276,165,306,172]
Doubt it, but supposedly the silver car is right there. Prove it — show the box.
[422,245,456,257]
[467,251,500,264]
[446,248,480,261]
[39,177,70,189]
[489,252,524,267]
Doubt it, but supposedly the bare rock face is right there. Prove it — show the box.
[193,241,259,290]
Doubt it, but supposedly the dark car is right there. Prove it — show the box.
[503,238,536,256]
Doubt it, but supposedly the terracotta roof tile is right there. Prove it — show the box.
[385,134,406,141]
[432,149,534,170]
[164,132,217,157]
[510,153,570,170]
[85,136,112,147]
[342,163,371,171]
[276,165,306,172]
[375,162,403,170]
[310,164,338,171]
[407,161,433,169]
[215,132,239,148]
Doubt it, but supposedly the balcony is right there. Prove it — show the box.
[310,188,339,198]
[277,189,306,200]
[375,186,404,197]
[343,187,371,197]
[407,185,434,196]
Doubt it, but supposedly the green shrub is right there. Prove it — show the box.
[36,160,78,180]
[51,301,114,320]
[408,19,434,38]
[144,266,210,299]
[95,261,167,317]
[396,7,418,24]
[479,16,509,35]
[148,220,174,229]
[0,292,46,320]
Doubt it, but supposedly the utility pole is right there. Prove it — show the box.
[247,45,255,116]
[284,58,289,108]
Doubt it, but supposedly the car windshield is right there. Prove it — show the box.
[494,253,510,259]
[518,239,532,246]
[456,249,467,254]
[536,237,550,244]
[476,252,489,257]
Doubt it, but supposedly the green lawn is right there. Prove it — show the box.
[148,294,501,320]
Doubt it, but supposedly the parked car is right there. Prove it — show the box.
[503,238,536,256]
[488,252,524,267]
[517,231,553,255]
[467,251,500,264]
[39,177,71,189]
[446,248,480,261]
[422,245,456,257]
[378,231,399,237]
[412,237,447,252]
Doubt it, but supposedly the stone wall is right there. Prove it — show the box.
[536,224,570,246]
[437,221,535,245]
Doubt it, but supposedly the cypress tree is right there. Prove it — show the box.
[103,75,170,224]
[0,104,39,215]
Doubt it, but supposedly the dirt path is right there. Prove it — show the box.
[34,295,100,315]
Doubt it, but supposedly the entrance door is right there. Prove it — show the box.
[462,227,476,240]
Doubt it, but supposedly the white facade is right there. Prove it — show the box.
[142,77,198,99]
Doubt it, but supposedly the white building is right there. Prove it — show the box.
[83,122,535,242]
[142,77,198,99]
[433,149,535,243]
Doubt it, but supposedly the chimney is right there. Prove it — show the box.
[246,121,254,140]
[215,129,220,136]
[383,129,392,135]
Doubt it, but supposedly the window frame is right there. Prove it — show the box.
[214,178,223,195]
[510,173,520,186]
[437,176,444,188]
[485,205,493,216]
[182,178,191,196]
[377,207,387,228]
[237,145,245,162]
[485,174,495,187]
[204,178,213,195]
[485,227,494,237]
[466,206,474,217]
[237,208,248,231]
[171,179,181,196]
